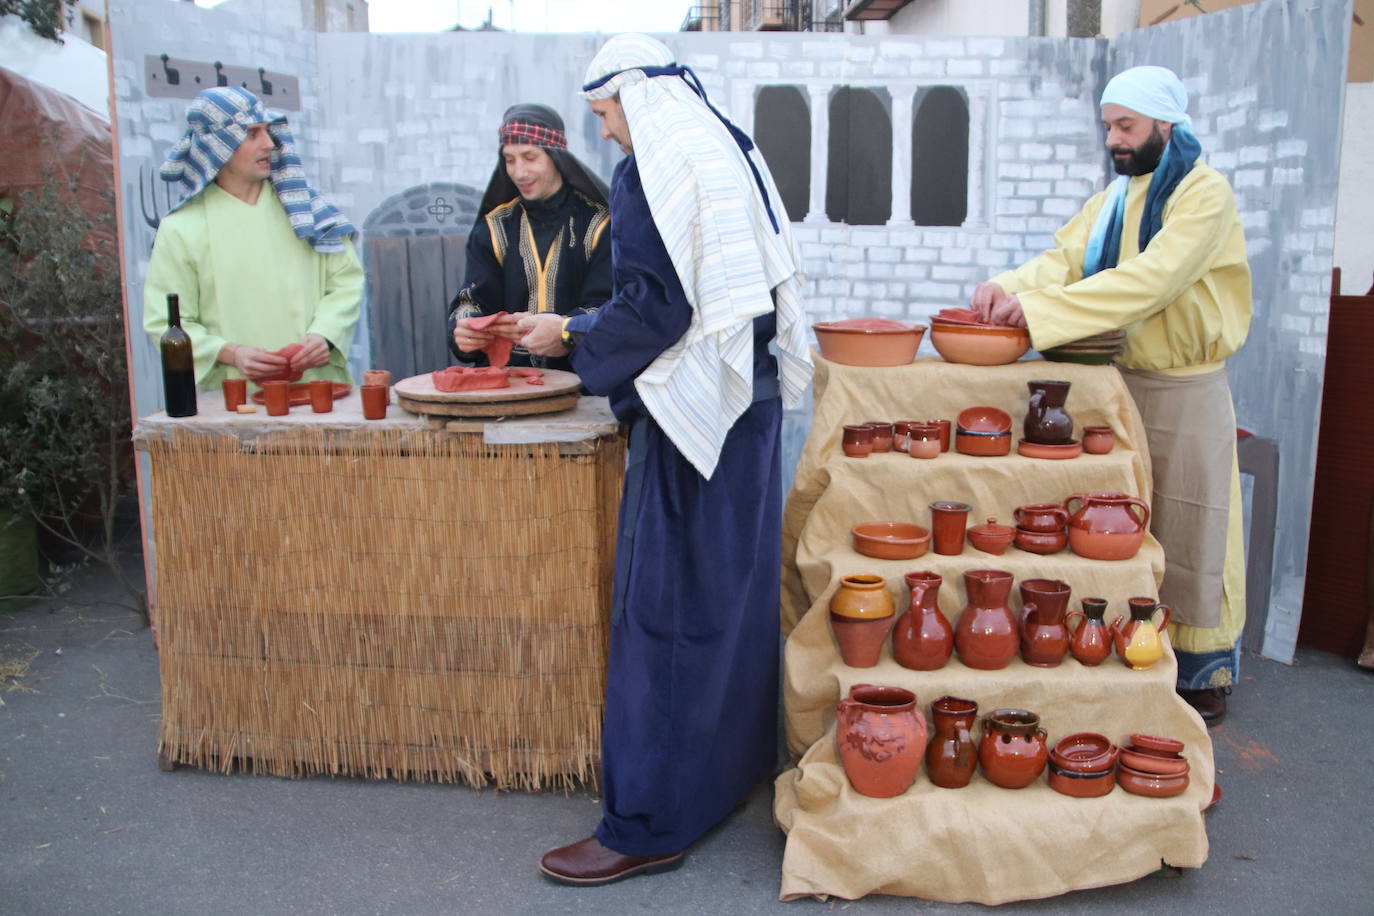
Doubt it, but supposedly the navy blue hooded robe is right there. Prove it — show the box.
[564,156,783,857]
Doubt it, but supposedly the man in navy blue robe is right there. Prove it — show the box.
[519,34,812,886]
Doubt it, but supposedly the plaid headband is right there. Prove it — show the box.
[499,120,567,150]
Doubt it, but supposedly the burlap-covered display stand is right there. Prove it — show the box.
[135,391,623,790]
[774,355,1213,903]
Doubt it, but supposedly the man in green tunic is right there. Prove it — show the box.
[143,87,363,388]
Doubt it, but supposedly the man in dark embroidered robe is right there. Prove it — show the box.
[448,103,611,371]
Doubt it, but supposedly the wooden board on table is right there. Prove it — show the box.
[394,368,581,403]
[397,391,580,418]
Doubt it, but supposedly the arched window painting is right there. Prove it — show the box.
[753,85,810,222]
[826,86,892,226]
[911,86,970,227]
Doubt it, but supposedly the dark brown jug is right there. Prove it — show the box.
[892,572,952,670]
[1023,379,1073,445]
[925,696,979,789]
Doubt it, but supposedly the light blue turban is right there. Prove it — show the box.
[1100,65,1194,130]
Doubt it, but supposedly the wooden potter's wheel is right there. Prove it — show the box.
[393,368,582,418]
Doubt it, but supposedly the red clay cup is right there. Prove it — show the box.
[222,377,247,412]
[261,380,290,416]
[361,384,388,420]
[363,369,392,404]
[308,379,334,413]
[929,500,971,555]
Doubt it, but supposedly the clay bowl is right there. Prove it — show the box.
[1082,425,1115,454]
[813,319,927,367]
[1050,733,1119,774]
[852,522,931,560]
[955,430,1012,457]
[1016,439,1083,460]
[967,518,1016,555]
[1014,527,1067,554]
[1129,733,1185,757]
[1120,747,1191,776]
[1116,762,1190,798]
[956,405,1013,434]
[930,321,1031,366]
[1048,762,1117,798]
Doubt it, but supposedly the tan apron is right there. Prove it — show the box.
[1120,366,1235,628]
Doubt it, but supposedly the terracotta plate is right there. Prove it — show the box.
[1017,438,1083,459]
[251,382,351,406]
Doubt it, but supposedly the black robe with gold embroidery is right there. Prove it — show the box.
[446,184,611,372]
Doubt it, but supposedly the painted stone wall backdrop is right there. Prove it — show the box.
[1110,0,1349,662]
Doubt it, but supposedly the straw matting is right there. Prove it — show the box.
[149,425,624,789]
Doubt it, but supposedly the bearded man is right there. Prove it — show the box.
[969,65,1252,725]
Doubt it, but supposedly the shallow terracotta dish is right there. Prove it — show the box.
[852,522,931,560]
[1016,438,1083,460]
[1116,762,1189,798]
[251,382,350,407]
[1129,733,1185,757]
[955,430,1012,457]
[1048,762,1117,798]
[930,322,1031,366]
[956,405,1012,434]
[1120,747,1190,776]
[813,319,927,367]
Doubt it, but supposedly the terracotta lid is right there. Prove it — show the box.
[968,517,1015,539]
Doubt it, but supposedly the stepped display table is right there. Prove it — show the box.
[133,389,623,790]
[774,356,1214,903]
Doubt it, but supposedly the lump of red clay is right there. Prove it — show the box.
[507,368,545,386]
[828,317,914,331]
[935,308,997,326]
[262,343,305,382]
[432,366,510,392]
[467,312,514,369]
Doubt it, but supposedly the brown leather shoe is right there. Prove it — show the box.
[1178,686,1230,725]
[539,836,685,886]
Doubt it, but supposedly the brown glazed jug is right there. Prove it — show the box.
[1023,379,1074,445]
[953,569,1018,670]
[1109,597,1174,670]
[1018,577,1072,667]
[979,708,1048,789]
[1064,492,1151,561]
[892,571,952,670]
[1067,597,1113,666]
[835,684,928,798]
[829,574,896,668]
[925,696,979,789]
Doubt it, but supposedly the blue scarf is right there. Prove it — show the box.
[1083,127,1202,277]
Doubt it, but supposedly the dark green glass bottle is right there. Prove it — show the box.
[160,293,197,417]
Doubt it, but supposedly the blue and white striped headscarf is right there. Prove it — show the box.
[1084,66,1202,277]
[581,34,812,480]
[159,87,355,253]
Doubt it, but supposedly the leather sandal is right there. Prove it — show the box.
[539,836,685,886]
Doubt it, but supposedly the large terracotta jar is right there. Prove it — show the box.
[953,569,1018,670]
[1023,379,1074,445]
[835,684,928,798]
[979,708,1048,789]
[1018,577,1072,667]
[1067,597,1113,666]
[892,571,952,670]
[829,574,896,668]
[1064,492,1150,561]
[925,695,979,789]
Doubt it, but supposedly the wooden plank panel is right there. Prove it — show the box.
[406,234,447,374]
[365,237,412,377]
[441,233,469,368]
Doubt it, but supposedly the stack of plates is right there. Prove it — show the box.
[1041,329,1127,365]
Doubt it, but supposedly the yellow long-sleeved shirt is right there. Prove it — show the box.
[143,182,363,388]
[993,163,1251,375]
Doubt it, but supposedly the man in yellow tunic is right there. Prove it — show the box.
[970,66,1251,724]
[143,87,362,389]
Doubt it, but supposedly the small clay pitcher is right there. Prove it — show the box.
[929,500,971,556]
[1109,597,1173,670]
[892,571,951,670]
[1023,379,1074,445]
[1018,577,1071,668]
[1082,425,1115,454]
[829,574,896,668]
[925,696,979,789]
[1012,503,1069,533]
[979,708,1048,789]
[953,568,1018,670]
[835,684,928,798]
[1067,597,1113,666]
[842,424,874,458]
[1064,492,1150,561]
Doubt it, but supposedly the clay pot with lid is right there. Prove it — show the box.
[1064,492,1150,561]
[1023,379,1074,445]
[829,574,896,668]
[953,568,1018,670]
[978,708,1048,789]
[925,696,979,789]
[967,518,1015,556]
[1018,577,1071,668]
[1067,597,1113,666]
[892,571,951,670]
[835,684,928,798]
